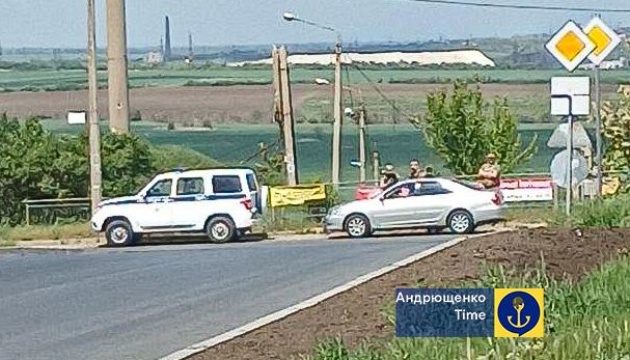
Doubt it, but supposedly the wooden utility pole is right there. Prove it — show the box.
[87,0,102,214]
[106,0,130,134]
[358,105,367,183]
[331,43,343,188]
[271,46,283,136]
[278,46,298,186]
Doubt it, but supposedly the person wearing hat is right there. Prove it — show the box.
[379,163,400,189]
[477,153,501,189]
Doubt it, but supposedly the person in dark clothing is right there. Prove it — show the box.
[424,165,436,178]
[379,164,400,189]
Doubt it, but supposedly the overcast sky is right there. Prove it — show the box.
[1,0,629,48]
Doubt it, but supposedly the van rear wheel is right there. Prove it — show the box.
[206,216,236,243]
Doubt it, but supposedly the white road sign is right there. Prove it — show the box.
[545,20,596,72]
[583,17,622,66]
[550,76,590,116]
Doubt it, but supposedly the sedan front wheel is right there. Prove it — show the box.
[344,214,372,238]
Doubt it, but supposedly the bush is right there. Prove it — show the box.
[570,195,630,228]
[0,114,223,225]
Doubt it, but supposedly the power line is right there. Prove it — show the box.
[351,63,413,119]
[395,0,630,13]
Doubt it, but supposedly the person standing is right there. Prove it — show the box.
[408,159,426,179]
[380,164,400,189]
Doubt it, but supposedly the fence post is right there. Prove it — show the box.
[25,203,30,226]
[553,183,559,210]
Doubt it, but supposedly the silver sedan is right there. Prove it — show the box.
[324,178,505,238]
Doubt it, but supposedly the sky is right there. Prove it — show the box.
[1,0,629,48]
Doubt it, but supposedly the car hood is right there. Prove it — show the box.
[98,196,142,207]
[337,198,379,214]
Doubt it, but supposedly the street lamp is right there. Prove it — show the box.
[283,12,343,188]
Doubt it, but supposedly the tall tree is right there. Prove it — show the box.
[410,79,537,175]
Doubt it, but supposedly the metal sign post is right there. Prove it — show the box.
[582,16,622,197]
[552,94,574,215]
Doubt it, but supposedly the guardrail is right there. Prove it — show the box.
[23,198,94,226]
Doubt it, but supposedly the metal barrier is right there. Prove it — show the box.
[23,198,93,226]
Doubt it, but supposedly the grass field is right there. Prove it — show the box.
[44,121,592,183]
[309,257,630,360]
[1,67,629,92]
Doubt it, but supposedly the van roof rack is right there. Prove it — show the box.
[159,165,257,174]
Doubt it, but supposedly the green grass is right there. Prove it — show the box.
[0,223,93,243]
[1,67,630,92]
[305,256,630,360]
[42,120,593,185]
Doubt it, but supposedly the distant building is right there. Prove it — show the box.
[145,51,164,64]
[231,49,496,67]
[579,57,627,70]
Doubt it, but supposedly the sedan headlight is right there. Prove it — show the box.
[328,205,340,216]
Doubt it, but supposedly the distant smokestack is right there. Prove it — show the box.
[188,32,193,62]
[164,16,172,61]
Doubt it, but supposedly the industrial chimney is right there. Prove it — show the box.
[164,16,172,61]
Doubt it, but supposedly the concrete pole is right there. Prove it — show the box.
[88,0,102,214]
[372,150,380,186]
[331,43,343,187]
[106,0,130,134]
[278,46,298,185]
[358,105,367,183]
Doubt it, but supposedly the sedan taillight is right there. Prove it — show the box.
[491,191,503,205]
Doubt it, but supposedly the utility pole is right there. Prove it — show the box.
[358,104,367,183]
[278,46,298,185]
[271,46,283,130]
[106,0,130,134]
[331,43,343,188]
[88,0,102,214]
[594,64,603,197]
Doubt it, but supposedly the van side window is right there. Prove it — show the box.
[176,177,204,196]
[147,179,172,197]
[212,175,242,194]
[246,173,258,192]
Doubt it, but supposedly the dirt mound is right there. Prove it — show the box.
[189,228,630,360]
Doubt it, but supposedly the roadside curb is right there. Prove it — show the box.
[158,228,514,360]
[3,232,327,250]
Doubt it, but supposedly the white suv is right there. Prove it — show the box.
[90,167,263,246]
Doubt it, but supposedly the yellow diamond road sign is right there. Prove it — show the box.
[583,17,621,66]
[545,21,596,72]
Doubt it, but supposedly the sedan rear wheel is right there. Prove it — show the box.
[447,210,474,234]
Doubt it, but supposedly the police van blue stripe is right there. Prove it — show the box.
[102,193,246,207]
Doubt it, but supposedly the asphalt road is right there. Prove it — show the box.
[0,233,457,360]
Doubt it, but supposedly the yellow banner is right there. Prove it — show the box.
[269,184,326,207]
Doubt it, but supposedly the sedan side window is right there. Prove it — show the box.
[385,183,414,199]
